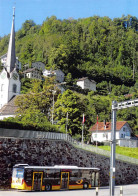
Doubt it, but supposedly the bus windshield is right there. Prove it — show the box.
[12,168,24,178]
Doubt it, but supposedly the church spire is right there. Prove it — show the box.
[6,7,16,73]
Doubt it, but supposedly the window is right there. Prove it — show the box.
[70,170,78,177]
[1,84,4,91]
[123,127,125,132]
[94,134,97,138]
[13,84,17,93]
[121,134,124,138]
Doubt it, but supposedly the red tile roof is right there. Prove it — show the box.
[89,121,128,132]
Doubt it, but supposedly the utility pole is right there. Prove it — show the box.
[66,112,68,140]
[110,99,138,196]
[110,101,117,196]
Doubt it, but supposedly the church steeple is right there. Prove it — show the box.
[6,7,16,73]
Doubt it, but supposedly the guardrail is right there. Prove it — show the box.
[0,128,138,165]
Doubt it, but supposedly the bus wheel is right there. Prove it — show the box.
[83,182,88,189]
[45,184,51,191]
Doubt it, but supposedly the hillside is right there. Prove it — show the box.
[0,15,138,85]
[0,15,138,136]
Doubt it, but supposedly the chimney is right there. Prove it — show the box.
[104,120,106,130]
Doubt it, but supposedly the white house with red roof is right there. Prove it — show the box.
[89,121,132,145]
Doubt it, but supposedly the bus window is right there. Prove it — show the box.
[24,169,32,187]
[45,170,55,178]
[71,170,78,178]
[54,170,60,178]
[12,168,24,178]
[81,170,89,178]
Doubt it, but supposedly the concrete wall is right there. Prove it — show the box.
[0,138,138,189]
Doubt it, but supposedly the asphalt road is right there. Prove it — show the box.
[0,184,138,196]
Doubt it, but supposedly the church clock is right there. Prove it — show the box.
[0,72,6,79]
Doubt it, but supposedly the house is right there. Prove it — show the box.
[0,53,21,71]
[24,62,45,71]
[76,77,96,91]
[22,67,42,80]
[89,121,132,146]
[43,69,65,83]
[22,62,46,79]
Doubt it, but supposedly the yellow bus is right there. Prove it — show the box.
[11,164,100,191]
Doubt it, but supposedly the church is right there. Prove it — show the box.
[0,8,21,119]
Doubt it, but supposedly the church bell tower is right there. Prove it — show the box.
[0,8,21,109]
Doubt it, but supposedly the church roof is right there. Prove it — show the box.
[0,96,18,116]
[6,8,16,73]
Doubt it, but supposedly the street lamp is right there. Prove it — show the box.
[51,90,56,125]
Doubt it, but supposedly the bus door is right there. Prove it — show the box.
[91,172,95,187]
[92,171,99,187]
[32,172,43,191]
[95,172,99,187]
[61,172,69,189]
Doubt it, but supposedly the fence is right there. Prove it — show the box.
[75,143,138,165]
[0,128,138,165]
[118,139,138,148]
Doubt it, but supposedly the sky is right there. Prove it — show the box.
[0,0,138,37]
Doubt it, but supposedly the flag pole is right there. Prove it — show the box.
[96,115,98,166]
[66,112,68,140]
[96,115,98,147]
[82,113,85,145]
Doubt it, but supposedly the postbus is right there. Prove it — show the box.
[11,164,100,191]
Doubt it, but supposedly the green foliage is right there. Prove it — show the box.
[20,78,34,94]
[1,117,58,132]
[54,89,86,136]
[86,92,111,125]
[0,15,137,84]
[0,62,3,72]
[15,77,59,125]
[0,15,138,135]
[98,146,138,159]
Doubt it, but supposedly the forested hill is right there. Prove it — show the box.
[0,15,138,86]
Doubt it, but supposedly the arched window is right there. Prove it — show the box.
[13,84,17,93]
[1,84,4,91]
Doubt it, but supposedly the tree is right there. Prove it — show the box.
[54,89,85,136]
[15,77,59,124]
[87,93,111,125]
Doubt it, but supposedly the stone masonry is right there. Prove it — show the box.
[0,138,138,189]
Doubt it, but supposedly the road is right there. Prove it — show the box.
[0,184,138,196]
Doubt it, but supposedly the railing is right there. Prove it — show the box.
[73,143,138,165]
[0,128,138,165]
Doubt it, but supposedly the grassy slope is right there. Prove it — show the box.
[98,146,138,159]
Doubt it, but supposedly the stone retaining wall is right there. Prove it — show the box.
[0,138,138,189]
